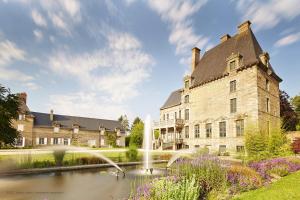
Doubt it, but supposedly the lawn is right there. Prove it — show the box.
[233,170,300,200]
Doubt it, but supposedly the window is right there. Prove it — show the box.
[205,123,212,138]
[17,124,24,132]
[73,128,79,134]
[185,80,189,89]
[163,114,165,120]
[230,98,237,113]
[236,145,245,153]
[64,138,69,145]
[16,137,25,147]
[54,127,60,133]
[179,110,181,119]
[219,122,226,137]
[194,124,200,138]
[167,114,169,120]
[185,109,189,120]
[185,126,189,138]
[39,138,45,145]
[53,138,59,145]
[185,144,189,149]
[230,80,236,92]
[266,79,270,91]
[236,120,244,136]
[88,140,96,147]
[175,112,177,119]
[195,145,200,148]
[18,114,24,120]
[184,95,189,103]
[219,145,226,153]
[266,98,270,112]
[229,60,236,71]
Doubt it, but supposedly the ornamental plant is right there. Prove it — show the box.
[227,165,262,193]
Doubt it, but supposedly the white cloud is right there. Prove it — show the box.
[234,0,300,31]
[48,31,154,103]
[0,67,33,82]
[31,9,47,27]
[275,32,300,47]
[48,13,70,35]
[147,0,210,72]
[48,92,131,120]
[25,82,40,90]
[33,29,43,41]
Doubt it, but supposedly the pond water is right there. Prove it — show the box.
[0,166,167,200]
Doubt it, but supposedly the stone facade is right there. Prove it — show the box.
[153,21,281,153]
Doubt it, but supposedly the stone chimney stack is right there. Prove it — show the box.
[191,47,200,72]
[18,92,27,104]
[220,34,231,43]
[238,20,251,34]
[50,109,54,121]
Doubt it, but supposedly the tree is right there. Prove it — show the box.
[129,121,144,148]
[0,85,20,147]
[291,95,300,118]
[105,132,117,147]
[154,129,160,140]
[280,90,298,131]
[131,117,142,129]
[118,115,129,132]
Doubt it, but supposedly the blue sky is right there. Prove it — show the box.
[0,0,300,123]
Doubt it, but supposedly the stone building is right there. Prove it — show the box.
[14,93,125,148]
[153,21,282,153]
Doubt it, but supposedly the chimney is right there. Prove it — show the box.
[18,92,27,104]
[259,52,270,66]
[50,109,54,121]
[238,20,251,34]
[220,34,231,43]
[191,47,200,72]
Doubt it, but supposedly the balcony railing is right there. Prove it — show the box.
[153,119,185,129]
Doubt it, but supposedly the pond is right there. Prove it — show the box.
[0,165,167,200]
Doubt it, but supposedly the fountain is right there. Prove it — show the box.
[143,115,152,173]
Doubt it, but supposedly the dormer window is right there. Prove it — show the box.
[74,128,79,134]
[230,60,236,71]
[185,80,189,89]
[54,126,60,133]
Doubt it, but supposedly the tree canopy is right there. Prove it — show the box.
[0,85,20,147]
[131,117,142,129]
[280,90,298,131]
[118,114,129,132]
[129,121,144,148]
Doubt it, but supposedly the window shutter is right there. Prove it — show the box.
[58,138,61,144]
[36,137,39,145]
[51,138,54,145]
[68,138,71,146]
[22,137,25,147]
[44,138,47,145]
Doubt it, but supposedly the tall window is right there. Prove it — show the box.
[167,113,169,120]
[219,122,226,137]
[175,112,177,119]
[179,110,181,119]
[266,79,270,91]
[219,145,226,153]
[163,114,165,120]
[230,98,237,113]
[194,124,200,138]
[39,138,45,145]
[54,127,60,133]
[230,80,236,92]
[185,109,189,120]
[205,123,212,138]
[185,126,189,138]
[185,80,189,89]
[236,146,245,153]
[229,60,236,71]
[266,98,270,112]
[236,119,244,136]
[184,95,189,103]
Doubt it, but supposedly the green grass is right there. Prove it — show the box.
[233,171,300,200]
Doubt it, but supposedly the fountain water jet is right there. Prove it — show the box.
[143,115,152,173]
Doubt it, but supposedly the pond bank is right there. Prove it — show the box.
[0,160,168,176]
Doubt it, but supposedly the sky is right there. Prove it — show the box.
[0,0,300,123]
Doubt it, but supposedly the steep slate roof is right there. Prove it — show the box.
[191,28,281,87]
[161,89,182,110]
[30,112,123,132]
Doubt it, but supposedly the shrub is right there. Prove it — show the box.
[249,157,300,180]
[126,145,138,161]
[174,154,227,198]
[268,131,293,156]
[53,149,66,166]
[227,165,262,193]
[125,136,131,147]
[130,121,144,148]
[131,176,200,200]
[245,130,269,161]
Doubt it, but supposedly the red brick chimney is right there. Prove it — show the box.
[18,92,27,105]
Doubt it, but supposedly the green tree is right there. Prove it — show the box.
[291,95,300,130]
[268,130,292,156]
[0,85,20,147]
[118,115,129,132]
[131,117,142,129]
[129,121,144,148]
[154,129,160,140]
[280,90,298,131]
[105,132,117,147]
[245,126,269,160]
